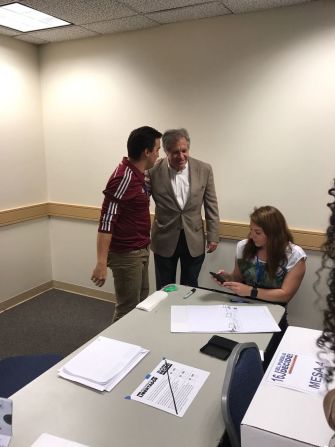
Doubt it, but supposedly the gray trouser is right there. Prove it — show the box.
[107,247,149,323]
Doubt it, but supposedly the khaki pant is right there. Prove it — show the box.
[107,247,149,323]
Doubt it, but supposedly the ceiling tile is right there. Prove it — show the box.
[221,0,312,14]
[20,25,99,43]
[84,15,158,34]
[0,0,315,44]
[15,34,48,44]
[147,1,231,24]
[16,0,136,25]
[120,0,215,13]
[0,26,20,36]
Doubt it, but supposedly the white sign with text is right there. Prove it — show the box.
[267,351,327,395]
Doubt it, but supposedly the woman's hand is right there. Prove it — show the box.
[223,281,252,297]
[211,269,227,286]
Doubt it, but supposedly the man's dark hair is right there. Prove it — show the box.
[127,126,162,160]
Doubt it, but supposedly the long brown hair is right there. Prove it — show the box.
[243,206,294,279]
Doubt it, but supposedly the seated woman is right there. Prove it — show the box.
[315,181,335,443]
[216,206,306,368]
[213,206,306,365]
[214,206,306,312]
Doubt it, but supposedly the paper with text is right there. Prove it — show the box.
[129,359,209,417]
[266,351,328,395]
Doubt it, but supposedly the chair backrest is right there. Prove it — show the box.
[221,342,264,447]
[0,354,62,398]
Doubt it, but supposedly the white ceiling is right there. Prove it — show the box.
[0,0,315,45]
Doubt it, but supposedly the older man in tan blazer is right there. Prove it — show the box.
[148,128,220,290]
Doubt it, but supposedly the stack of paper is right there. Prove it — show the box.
[58,336,149,391]
[136,290,168,311]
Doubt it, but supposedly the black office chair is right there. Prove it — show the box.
[0,354,62,398]
[220,342,264,447]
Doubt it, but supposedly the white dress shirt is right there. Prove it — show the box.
[169,162,190,209]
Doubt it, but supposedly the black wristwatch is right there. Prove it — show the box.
[251,286,258,298]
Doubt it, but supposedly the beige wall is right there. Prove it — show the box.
[39,1,335,229]
[1,1,334,327]
[0,218,52,303]
[0,35,50,304]
[49,218,110,290]
[0,36,46,208]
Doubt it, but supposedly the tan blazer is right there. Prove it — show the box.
[149,157,219,257]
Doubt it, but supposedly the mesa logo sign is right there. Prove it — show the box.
[268,351,325,394]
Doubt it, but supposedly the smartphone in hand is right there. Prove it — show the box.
[209,271,226,283]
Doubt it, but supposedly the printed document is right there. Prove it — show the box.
[129,359,209,417]
[171,305,280,333]
[266,351,328,395]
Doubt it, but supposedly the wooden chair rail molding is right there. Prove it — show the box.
[0,202,325,251]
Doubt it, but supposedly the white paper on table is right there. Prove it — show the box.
[171,305,280,333]
[58,336,149,391]
[30,433,89,447]
[129,358,209,417]
[59,348,149,391]
[136,290,168,311]
[0,435,11,447]
[61,336,143,382]
[266,351,328,395]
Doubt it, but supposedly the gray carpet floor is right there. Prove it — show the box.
[0,289,115,359]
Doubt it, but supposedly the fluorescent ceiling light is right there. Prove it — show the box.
[0,2,70,32]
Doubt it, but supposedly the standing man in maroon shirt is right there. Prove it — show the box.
[91,126,162,322]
